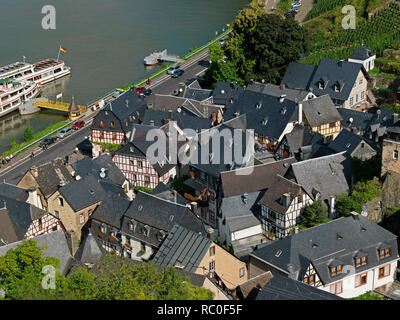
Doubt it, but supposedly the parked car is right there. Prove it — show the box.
[57,127,73,139]
[289,7,300,12]
[133,86,146,94]
[39,137,57,148]
[72,120,85,130]
[167,65,180,75]
[171,69,184,78]
[292,3,301,8]
[141,89,152,96]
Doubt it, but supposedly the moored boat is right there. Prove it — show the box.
[0,58,71,86]
[0,78,40,118]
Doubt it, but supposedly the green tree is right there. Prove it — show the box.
[299,201,330,228]
[23,125,34,142]
[335,194,361,217]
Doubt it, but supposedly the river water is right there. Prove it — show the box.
[0,0,248,154]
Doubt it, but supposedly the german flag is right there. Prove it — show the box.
[60,46,67,53]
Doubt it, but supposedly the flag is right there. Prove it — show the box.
[60,46,67,53]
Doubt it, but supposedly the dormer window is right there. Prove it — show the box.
[142,225,150,237]
[318,79,325,89]
[379,248,390,259]
[110,121,115,129]
[128,220,136,231]
[330,264,342,276]
[157,230,166,242]
[100,223,107,234]
[99,121,104,128]
[355,256,367,267]
[334,81,340,92]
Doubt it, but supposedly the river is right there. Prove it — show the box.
[0,0,248,154]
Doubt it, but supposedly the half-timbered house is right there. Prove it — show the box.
[248,214,399,298]
[258,174,313,240]
[90,90,147,145]
[0,194,64,246]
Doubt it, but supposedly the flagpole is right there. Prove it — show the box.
[56,45,61,61]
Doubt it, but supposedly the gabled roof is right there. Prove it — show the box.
[183,87,213,102]
[0,194,49,244]
[221,158,296,198]
[90,192,131,229]
[258,175,306,215]
[221,191,264,232]
[247,83,312,102]
[212,81,245,105]
[27,158,75,198]
[59,175,106,212]
[287,152,352,201]
[0,182,28,202]
[251,214,399,286]
[238,272,274,300]
[349,45,375,61]
[0,230,73,275]
[282,124,324,156]
[151,182,190,206]
[281,62,317,90]
[223,90,299,139]
[103,90,147,122]
[123,191,205,235]
[152,224,212,273]
[308,58,367,101]
[328,129,366,155]
[256,274,343,300]
[72,154,126,186]
[301,95,342,127]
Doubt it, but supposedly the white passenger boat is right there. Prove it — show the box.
[0,58,71,86]
[0,78,40,118]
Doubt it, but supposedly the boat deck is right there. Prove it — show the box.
[34,59,64,71]
[0,62,30,77]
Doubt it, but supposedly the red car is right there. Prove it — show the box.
[133,86,146,94]
[72,120,85,130]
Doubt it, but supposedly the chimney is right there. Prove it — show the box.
[32,167,39,178]
[392,113,399,125]
[329,195,335,219]
[298,103,303,123]
[149,120,155,126]
[282,193,291,208]
[279,94,286,103]
[280,84,286,90]
[173,190,177,203]
[206,227,214,241]
[66,230,79,255]
[27,186,40,208]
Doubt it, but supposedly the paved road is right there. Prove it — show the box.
[0,51,211,185]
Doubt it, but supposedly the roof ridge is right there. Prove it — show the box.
[221,157,295,175]
[291,151,346,166]
[136,191,188,209]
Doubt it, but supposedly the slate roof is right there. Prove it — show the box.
[121,192,205,247]
[349,45,375,61]
[281,62,317,90]
[151,182,190,206]
[221,191,264,232]
[59,175,106,212]
[189,122,252,177]
[221,158,296,198]
[0,230,73,275]
[72,154,126,186]
[328,129,367,156]
[223,90,299,139]
[247,83,312,102]
[238,272,274,300]
[183,87,213,102]
[212,81,245,105]
[256,274,343,300]
[251,214,399,286]
[152,94,221,119]
[301,95,342,127]
[28,158,75,198]
[258,175,306,215]
[0,182,28,202]
[140,109,213,131]
[282,124,325,157]
[103,90,147,122]
[74,232,104,265]
[90,192,131,229]
[308,58,367,102]
[287,152,352,201]
[0,194,49,244]
[152,224,212,273]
